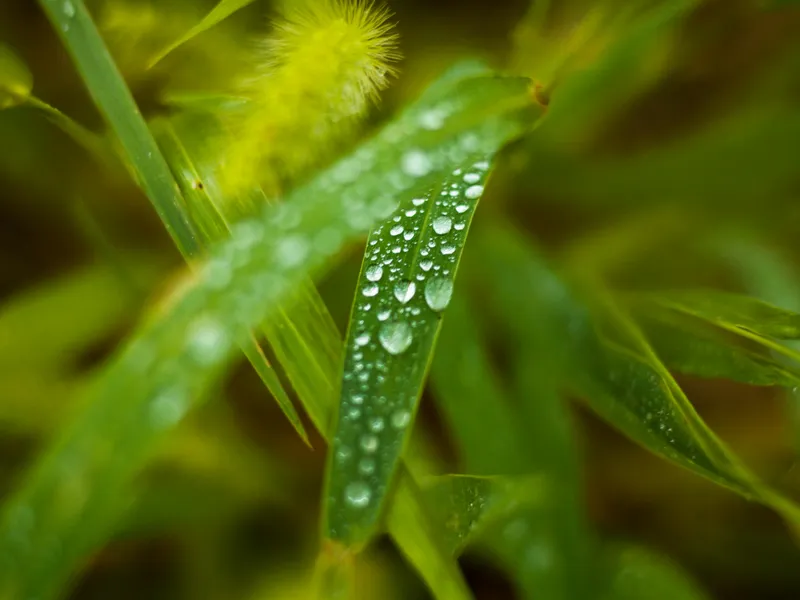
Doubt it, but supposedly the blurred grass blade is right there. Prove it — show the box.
[312,541,356,600]
[638,311,800,387]
[0,43,32,109]
[420,475,546,557]
[442,264,590,599]
[39,0,200,258]
[598,543,711,600]
[324,153,496,545]
[0,59,535,598]
[155,119,309,442]
[473,222,800,530]
[148,0,256,67]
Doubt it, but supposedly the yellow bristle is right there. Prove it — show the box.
[219,0,400,199]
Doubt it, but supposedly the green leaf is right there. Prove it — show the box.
[473,222,800,531]
[0,43,32,109]
[637,311,800,387]
[148,0,256,68]
[639,290,800,340]
[39,0,200,258]
[420,475,546,557]
[0,60,535,599]
[598,543,710,600]
[324,151,495,545]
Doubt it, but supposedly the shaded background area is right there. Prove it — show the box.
[2,0,800,598]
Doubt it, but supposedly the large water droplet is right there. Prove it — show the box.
[62,1,76,18]
[420,260,433,272]
[390,224,404,236]
[465,185,484,199]
[432,216,452,235]
[344,481,372,508]
[412,197,427,207]
[362,283,379,297]
[377,309,391,322]
[379,322,413,355]
[425,278,454,312]
[455,204,469,214]
[401,150,432,177]
[440,245,456,256]
[366,264,383,282]
[394,281,416,304]
[355,333,371,347]
[463,172,481,184]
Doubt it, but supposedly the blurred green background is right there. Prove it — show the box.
[2,0,800,598]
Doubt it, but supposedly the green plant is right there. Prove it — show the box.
[1,0,800,598]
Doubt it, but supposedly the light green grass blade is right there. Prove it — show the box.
[598,543,711,600]
[39,0,200,258]
[324,153,498,545]
[148,0,256,68]
[0,59,534,599]
[420,475,546,557]
[474,222,800,531]
[0,43,32,108]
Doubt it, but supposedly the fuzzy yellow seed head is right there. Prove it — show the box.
[219,0,400,199]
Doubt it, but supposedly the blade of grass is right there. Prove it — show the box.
[148,0,256,68]
[323,152,499,546]
[0,59,536,599]
[39,0,200,258]
[0,43,32,108]
[473,222,800,533]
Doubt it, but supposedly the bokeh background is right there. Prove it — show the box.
[2,0,800,598]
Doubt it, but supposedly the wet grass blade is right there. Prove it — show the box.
[324,153,499,546]
[148,0,256,67]
[0,60,534,598]
[474,222,800,532]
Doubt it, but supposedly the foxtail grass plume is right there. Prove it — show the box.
[220,0,400,198]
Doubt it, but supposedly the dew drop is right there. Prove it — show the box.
[432,216,453,235]
[352,395,364,405]
[369,417,385,433]
[454,222,465,231]
[455,204,469,214]
[344,482,372,508]
[463,172,481,184]
[390,224,404,236]
[358,457,376,475]
[366,264,383,282]
[377,309,391,322]
[403,230,415,241]
[186,317,230,366]
[420,260,433,272]
[401,150,432,177]
[440,245,456,256]
[419,109,446,130]
[391,410,411,429]
[394,281,417,304]
[391,246,402,254]
[355,333,370,347]
[204,257,232,290]
[412,197,427,207]
[379,322,413,355]
[362,283,379,297]
[405,209,417,217]
[360,434,379,453]
[425,278,454,312]
[149,386,190,430]
[62,1,76,18]
[465,185,484,199]
[275,235,309,268]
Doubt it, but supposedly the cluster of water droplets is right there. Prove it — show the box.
[332,157,491,515]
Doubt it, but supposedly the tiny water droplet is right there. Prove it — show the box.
[394,281,416,304]
[344,482,372,508]
[391,246,402,254]
[432,216,452,235]
[379,322,413,355]
[362,283,379,297]
[401,150,432,177]
[369,417,385,432]
[425,278,454,312]
[412,197,427,207]
[358,457,376,475]
[352,395,364,405]
[366,264,383,282]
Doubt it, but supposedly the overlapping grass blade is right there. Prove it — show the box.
[0,45,535,597]
[148,0,256,68]
[473,222,800,530]
[435,280,591,599]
